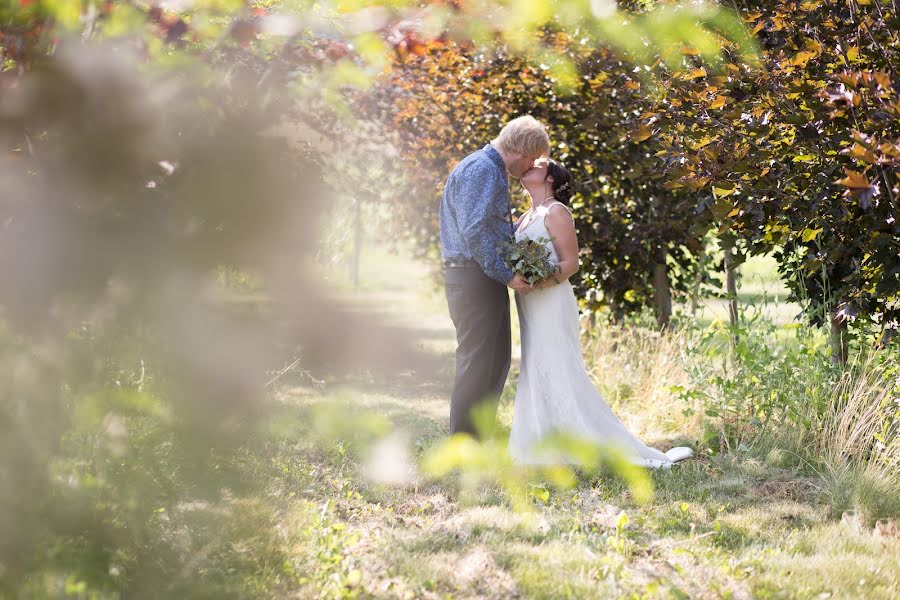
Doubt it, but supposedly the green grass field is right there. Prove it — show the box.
[264,241,900,599]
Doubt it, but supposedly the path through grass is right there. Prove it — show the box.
[268,244,900,599]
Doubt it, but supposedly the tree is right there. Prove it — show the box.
[368,33,722,328]
[636,0,900,359]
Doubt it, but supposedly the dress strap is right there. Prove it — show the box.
[547,200,572,215]
[544,201,574,219]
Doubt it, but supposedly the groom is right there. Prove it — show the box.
[439,116,551,437]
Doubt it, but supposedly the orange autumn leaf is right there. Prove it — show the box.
[688,67,707,79]
[844,143,878,164]
[835,168,870,189]
[790,50,818,67]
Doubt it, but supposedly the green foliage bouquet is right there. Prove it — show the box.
[499,236,560,285]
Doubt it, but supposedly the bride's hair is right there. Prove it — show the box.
[547,160,574,205]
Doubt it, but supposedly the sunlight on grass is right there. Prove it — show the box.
[252,246,900,598]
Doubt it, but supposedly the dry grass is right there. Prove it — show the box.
[265,243,900,599]
[581,321,702,442]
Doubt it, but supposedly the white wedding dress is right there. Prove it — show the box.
[509,202,693,470]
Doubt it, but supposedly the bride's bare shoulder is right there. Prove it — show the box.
[545,202,575,223]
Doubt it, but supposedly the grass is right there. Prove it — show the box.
[255,239,900,598]
[687,253,801,328]
[15,239,897,598]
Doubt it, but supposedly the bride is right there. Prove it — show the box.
[509,157,694,470]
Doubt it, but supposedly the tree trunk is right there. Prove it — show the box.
[690,243,706,318]
[612,304,625,325]
[652,251,672,330]
[723,249,739,329]
[831,312,849,366]
[351,195,362,288]
[722,245,739,362]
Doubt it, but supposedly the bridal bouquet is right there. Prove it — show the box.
[499,236,560,285]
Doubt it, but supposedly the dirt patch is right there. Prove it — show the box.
[748,477,820,503]
[454,545,519,595]
[627,554,752,600]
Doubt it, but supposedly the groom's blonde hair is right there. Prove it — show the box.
[493,115,550,157]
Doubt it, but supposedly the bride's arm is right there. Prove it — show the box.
[532,206,579,290]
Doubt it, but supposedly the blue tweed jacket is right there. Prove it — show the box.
[439,143,515,284]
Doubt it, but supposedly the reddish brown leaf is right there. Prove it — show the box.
[835,168,870,189]
[631,125,652,142]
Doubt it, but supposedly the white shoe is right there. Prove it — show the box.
[665,447,694,462]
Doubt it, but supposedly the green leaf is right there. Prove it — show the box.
[801,227,823,242]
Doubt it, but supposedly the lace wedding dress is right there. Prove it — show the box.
[508,202,693,470]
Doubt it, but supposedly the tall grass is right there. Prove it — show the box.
[805,360,900,521]
[581,310,900,521]
[581,319,699,440]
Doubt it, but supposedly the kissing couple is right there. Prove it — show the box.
[439,115,693,469]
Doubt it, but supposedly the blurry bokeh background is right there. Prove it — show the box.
[1,1,898,597]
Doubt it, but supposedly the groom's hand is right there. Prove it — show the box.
[507,274,533,294]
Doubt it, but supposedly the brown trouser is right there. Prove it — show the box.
[444,266,511,438]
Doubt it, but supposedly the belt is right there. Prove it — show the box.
[443,258,478,268]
